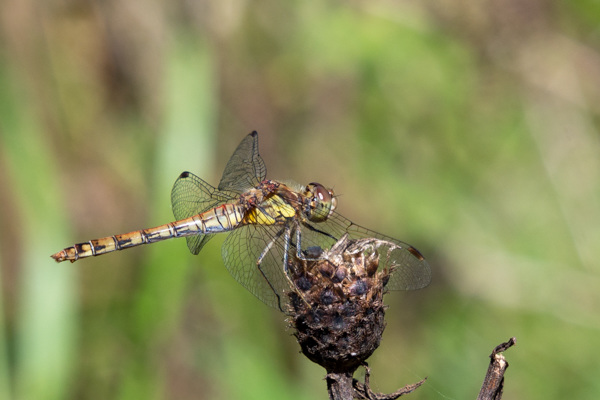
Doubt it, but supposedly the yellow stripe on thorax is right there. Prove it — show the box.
[245,195,297,225]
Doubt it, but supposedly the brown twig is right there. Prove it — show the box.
[326,372,355,400]
[325,364,426,400]
[352,364,427,400]
[477,337,517,400]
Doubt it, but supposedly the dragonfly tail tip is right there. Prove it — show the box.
[50,252,66,263]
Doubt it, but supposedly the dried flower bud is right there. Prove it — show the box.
[286,234,396,374]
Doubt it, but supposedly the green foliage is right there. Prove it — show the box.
[1,1,599,399]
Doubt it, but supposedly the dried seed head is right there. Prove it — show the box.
[286,235,396,373]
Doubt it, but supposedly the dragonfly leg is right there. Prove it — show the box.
[293,222,335,262]
[295,225,306,260]
[282,225,311,309]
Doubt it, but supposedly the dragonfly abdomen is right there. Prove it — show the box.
[174,203,246,235]
[50,225,181,263]
[51,203,247,263]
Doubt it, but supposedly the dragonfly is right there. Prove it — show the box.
[51,132,431,310]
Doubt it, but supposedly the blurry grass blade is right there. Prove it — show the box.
[122,35,218,397]
[0,63,76,400]
[0,249,10,400]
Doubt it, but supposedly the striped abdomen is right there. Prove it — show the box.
[51,203,245,263]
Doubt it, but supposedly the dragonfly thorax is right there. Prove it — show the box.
[303,183,337,222]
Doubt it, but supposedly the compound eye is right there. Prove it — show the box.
[305,183,336,222]
[313,183,332,203]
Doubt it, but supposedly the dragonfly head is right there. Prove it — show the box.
[303,183,337,222]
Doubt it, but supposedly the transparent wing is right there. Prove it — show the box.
[171,171,239,255]
[298,211,431,291]
[218,131,267,192]
[221,209,430,309]
[221,223,292,309]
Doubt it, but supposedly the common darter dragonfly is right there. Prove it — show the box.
[52,132,431,309]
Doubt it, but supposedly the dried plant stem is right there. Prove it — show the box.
[326,365,426,400]
[326,371,355,400]
[477,337,517,400]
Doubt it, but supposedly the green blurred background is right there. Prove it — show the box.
[1,1,599,399]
